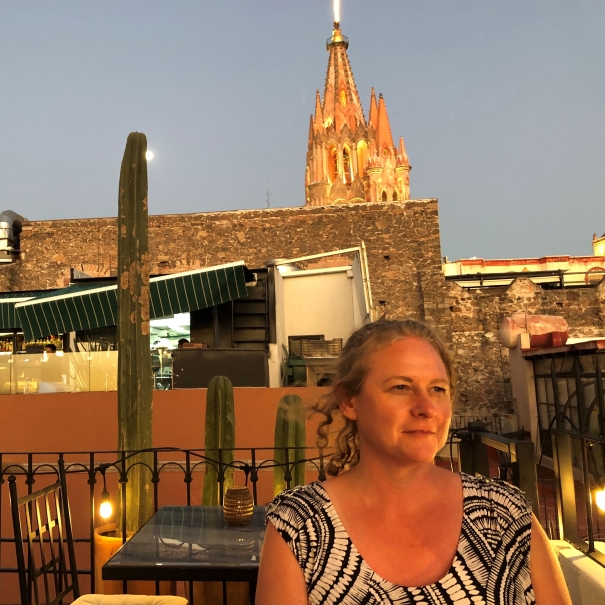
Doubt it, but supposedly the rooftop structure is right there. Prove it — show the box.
[444,254,605,289]
[593,233,605,256]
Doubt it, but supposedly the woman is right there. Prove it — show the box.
[257,319,571,604]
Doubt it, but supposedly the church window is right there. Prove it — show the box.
[328,146,338,183]
[340,90,347,106]
[392,191,398,201]
[381,190,388,202]
[357,140,367,178]
[343,147,352,185]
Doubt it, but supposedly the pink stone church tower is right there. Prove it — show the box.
[305,20,411,206]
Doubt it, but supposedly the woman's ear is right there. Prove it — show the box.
[339,398,357,421]
[337,388,358,421]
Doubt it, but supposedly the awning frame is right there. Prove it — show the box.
[14,261,249,340]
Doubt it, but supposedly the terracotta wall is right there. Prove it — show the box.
[0,386,333,516]
[0,387,329,453]
[0,387,332,602]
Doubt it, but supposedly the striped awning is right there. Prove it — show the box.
[14,261,248,340]
[0,291,52,331]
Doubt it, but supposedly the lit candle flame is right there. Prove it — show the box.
[100,500,113,520]
[597,488,605,512]
[334,0,341,24]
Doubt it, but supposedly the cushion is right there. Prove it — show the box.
[72,595,188,605]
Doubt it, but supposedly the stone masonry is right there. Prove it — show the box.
[2,200,604,418]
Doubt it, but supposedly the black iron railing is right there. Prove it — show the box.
[2,417,578,603]
[531,348,605,567]
[0,447,327,604]
[456,426,540,515]
[450,414,499,434]
[550,431,605,567]
[445,269,605,289]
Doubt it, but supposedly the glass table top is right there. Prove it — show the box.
[103,505,266,579]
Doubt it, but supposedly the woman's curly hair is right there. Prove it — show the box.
[312,318,456,476]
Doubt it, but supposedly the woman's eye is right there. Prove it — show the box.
[433,386,447,394]
[393,384,409,391]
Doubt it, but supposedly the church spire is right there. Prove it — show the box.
[376,93,394,152]
[305,12,411,206]
[368,88,378,129]
[398,136,409,165]
[313,90,324,133]
[323,21,365,133]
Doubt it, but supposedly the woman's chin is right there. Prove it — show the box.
[393,437,442,464]
[395,448,439,465]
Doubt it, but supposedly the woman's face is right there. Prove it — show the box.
[340,337,452,466]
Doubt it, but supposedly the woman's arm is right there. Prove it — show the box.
[530,515,572,604]
[256,522,308,605]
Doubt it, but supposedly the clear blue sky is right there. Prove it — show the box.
[0,1,603,260]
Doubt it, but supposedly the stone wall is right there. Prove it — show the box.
[449,277,605,415]
[0,202,449,330]
[2,199,604,418]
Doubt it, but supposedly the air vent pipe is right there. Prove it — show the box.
[0,210,27,263]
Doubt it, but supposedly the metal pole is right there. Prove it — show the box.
[251,450,258,505]
[552,431,579,542]
[595,362,605,439]
[120,453,127,594]
[473,434,490,479]
[186,451,191,507]
[574,358,587,434]
[580,439,595,552]
[458,434,474,476]
[89,453,96,594]
[511,441,540,516]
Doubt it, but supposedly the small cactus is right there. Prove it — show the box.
[274,394,306,496]
[202,376,235,505]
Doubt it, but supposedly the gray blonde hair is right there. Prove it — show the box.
[313,319,456,476]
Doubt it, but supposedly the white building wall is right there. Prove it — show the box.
[282,269,356,344]
[268,268,287,388]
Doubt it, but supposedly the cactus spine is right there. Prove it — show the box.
[274,394,306,496]
[117,132,153,534]
[202,376,235,505]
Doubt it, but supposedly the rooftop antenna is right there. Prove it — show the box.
[266,184,272,209]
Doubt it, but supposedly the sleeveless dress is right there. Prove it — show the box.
[266,473,534,604]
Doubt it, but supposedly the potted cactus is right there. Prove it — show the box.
[196,376,240,603]
[93,132,155,593]
[203,376,235,505]
[116,132,154,534]
[274,394,307,496]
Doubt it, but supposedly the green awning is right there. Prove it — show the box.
[15,261,248,340]
[0,291,53,331]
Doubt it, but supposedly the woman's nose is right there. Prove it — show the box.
[410,391,438,418]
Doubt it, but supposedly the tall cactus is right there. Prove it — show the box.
[274,394,306,496]
[202,376,235,505]
[117,132,153,534]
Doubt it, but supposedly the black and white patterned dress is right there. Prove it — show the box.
[266,473,534,604]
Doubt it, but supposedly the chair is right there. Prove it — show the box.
[9,460,187,605]
[9,460,80,605]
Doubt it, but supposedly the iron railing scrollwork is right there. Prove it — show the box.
[532,349,605,568]
[0,446,329,604]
